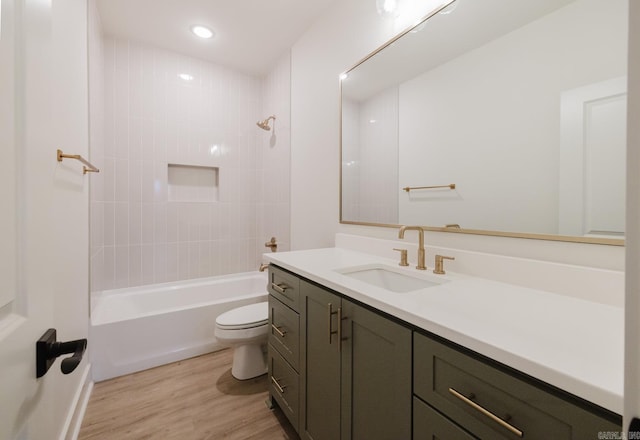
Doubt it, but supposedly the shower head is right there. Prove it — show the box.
[257,115,276,131]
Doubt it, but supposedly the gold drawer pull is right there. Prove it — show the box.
[271,324,286,337]
[271,376,286,394]
[328,303,338,343]
[271,282,288,294]
[448,388,523,438]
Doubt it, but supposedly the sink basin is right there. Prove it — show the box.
[336,264,446,293]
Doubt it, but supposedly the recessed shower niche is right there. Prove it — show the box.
[168,164,219,202]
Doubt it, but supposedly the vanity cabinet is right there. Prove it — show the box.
[267,265,621,440]
[299,279,412,440]
[267,266,301,431]
[267,265,411,440]
[413,332,621,439]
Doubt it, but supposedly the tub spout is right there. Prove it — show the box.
[259,263,269,272]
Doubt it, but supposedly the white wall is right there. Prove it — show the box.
[290,0,625,273]
[291,0,441,250]
[91,35,291,291]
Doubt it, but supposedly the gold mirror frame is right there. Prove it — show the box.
[339,1,624,247]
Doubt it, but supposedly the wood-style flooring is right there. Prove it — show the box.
[78,349,299,440]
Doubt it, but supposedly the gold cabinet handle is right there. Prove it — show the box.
[271,282,288,294]
[271,324,286,337]
[328,303,338,344]
[337,306,344,350]
[271,376,286,394]
[448,388,523,438]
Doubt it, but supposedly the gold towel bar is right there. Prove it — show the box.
[402,183,455,193]
[57,149,100,175]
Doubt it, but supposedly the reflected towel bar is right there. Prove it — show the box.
[57,149,100,174]
[403,183,455,193]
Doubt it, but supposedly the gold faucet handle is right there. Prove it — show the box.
[434,255,455,275]
[393,248,409,267]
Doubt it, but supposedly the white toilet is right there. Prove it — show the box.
[214,301,269,380]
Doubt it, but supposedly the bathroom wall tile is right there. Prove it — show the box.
[154,243,168,284]
[91,202,104,249]
[129,245,142,287]
[103,202,115,246]
[153,121,167,162]
[166,203,178,243]
[95,40,290,290]
[177,242,189,281]
[140,202,154,244]
[197,242,210,278]
[153,161,168,202]
[140,76,155,119]
[140,118,155,160]
[102,157,116,203]
[113,116,129,159]
[141,244,155,285]
[129,202,141,245]
[128,160,142,202]
[187,241,200,279]
[114,202,129,247]
[209,240,221,276]
[103,246,115,291]
[141,161,155,202]
[154,203,167,243]
[114,245,129,289]
[165,242,178,282]
[114,159,129,202]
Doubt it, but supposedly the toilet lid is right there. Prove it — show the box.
[216,301,268,329]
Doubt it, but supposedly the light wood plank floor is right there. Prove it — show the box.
[79,349,299,440]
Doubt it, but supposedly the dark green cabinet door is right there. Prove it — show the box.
[413,397,478,440]
[300,281,342,440]
[341,300,412,440]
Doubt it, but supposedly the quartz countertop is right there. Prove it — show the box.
[263,247,623,414]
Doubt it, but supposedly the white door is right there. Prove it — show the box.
[558,77,627,238]
[0,0,90,439]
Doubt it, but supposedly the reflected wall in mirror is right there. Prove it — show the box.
[340,0,628,244]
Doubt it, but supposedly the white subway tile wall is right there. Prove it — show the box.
[89,28,291,291]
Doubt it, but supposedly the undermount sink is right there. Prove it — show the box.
[336,264,447,293]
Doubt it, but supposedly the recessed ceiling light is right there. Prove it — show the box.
[191,25,214,39]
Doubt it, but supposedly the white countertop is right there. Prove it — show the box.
[264,247,624,415]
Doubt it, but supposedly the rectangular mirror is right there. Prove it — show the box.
[340,0,628,245]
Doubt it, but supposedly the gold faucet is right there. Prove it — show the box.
[398,226,427,270]
[433,255,455,275]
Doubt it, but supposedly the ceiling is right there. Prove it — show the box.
[95,0,338,76]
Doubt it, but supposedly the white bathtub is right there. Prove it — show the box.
[90,271,268,382]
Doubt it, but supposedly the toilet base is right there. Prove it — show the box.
[231,344,267,380]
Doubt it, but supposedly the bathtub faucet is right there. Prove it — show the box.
[259,263,269,272]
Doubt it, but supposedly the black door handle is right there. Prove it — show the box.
[36,328,88,378]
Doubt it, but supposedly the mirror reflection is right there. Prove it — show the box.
[341,0,627,243]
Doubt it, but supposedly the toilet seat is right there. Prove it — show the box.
[216,302,268,330]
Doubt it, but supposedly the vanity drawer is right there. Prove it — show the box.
[268,266,300,312]
[413,396,478,440]
[268,344,299,431]
[414,332,620,440]
[268,295,300,372]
